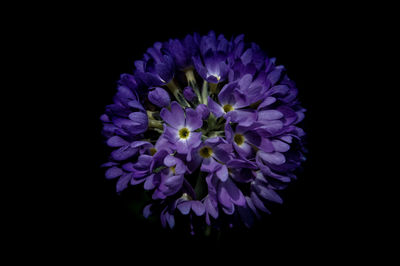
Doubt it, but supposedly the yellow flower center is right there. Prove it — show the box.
[223,104,234,113]
[170,165,176,174]
[149,148,157,156]
[234,134,245,146]
[199,146,213,158]
[179,128,190,139]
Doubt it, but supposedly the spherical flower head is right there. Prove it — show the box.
[101,31,306,234]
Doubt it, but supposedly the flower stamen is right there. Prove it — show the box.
[179,128,190,139]
[234,134,245,146]
[223,104,234,113]
[199,146,213,158]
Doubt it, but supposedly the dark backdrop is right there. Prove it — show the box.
[53,5,368,262]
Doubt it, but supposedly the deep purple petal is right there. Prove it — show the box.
[218,83,236,105]
[238,74,253,90]
[251,192,271,213]
[148,87,171,107]
[258,151,286,165]
[207,97,224,118]
[216,165,228,182]
[175,140,189,154]
[224,179,246,206]
[258,110,284,121]
[128,112,148,134]
[111,145,138,161]
[204,197,218,218]
[164,175,184,190]
[227,110,256,126]
[163,154,177,167]
[143,204,152,218]
[258,97,277,109]
[256,185,283,204]
[259,138,275,153]
[106,136,129,147]
[226,159,257,169]
[224,120,234,142]
[218,183,233,208]
[163,125,179,143]
[196,104,210,120]
[185,108,202,130]
[191,201,206,216]
[187,131,202,150]
[213,144,232,163]
[105,167,123,179]
[272,139,291,152]
[183,86,196,101]
[116,173,132,192]
[256,120,284,136]
[234,142,253,158]
[144,174,156,190]
[160,102,185,129]
[177,201,192,215]
[201,157,220,173]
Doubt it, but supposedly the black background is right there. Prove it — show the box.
[33,3,379,262]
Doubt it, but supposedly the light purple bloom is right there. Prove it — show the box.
[161,101,202,154]
[101,31,306,233]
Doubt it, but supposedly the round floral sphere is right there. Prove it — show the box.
[101,31,306,233]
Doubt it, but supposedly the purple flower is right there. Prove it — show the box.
[207,82,256,126]
[192,31,230,83]
[161,101,202,154]
[101,31,306,233]
[135,42,175,86]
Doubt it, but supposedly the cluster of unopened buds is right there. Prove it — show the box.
[101,31,306,233]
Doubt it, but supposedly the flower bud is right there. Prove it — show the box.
[183,86,196,101]
[148,87,171,107]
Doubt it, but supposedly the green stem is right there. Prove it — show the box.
[185,69,202,103]
[148,119,163,129]
[210,82,218,94]
[201,80,208,105]
[166,80,190,107]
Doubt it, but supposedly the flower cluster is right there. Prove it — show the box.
[101,31,306,232]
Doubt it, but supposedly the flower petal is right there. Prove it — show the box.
[191,201,205,216]
[271,139,290,152]
[106,136,129,147]
[196,104,210,119]
[163,154,177,167]
[111,145,138,161]
[250,192,270,213]
[144,174,156,190]
[143,204,152,218]
[201,157,220,173]
[258,151,286,165]
[185,108,202,130]
[148,87,171,107]
[160,101,185,129]
[105,167,123,179]
[187,131,202,150]
[256,185,283,204]
[207,97,224,118]
[116,173,132,192]
[216,165,228,182]
[163,124,179,143]
[258,110,283,121]
[177,201,192,215]
[224,179,246,206]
